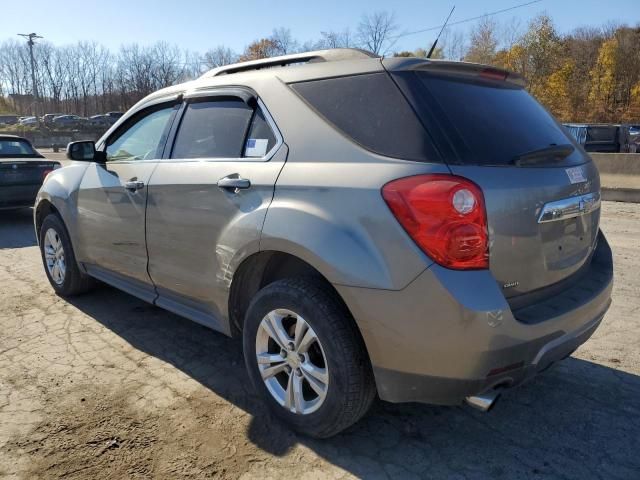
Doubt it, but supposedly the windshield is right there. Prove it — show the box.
[0,139,41,158]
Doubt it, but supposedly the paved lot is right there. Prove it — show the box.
[0,202,638,479]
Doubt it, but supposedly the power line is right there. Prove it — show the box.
[388,0,544,41]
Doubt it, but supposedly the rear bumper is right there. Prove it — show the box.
[336,231,613,405]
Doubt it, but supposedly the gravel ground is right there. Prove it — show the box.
[0,201,638,479]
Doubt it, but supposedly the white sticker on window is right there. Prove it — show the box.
[566,166,586,184]
[245,138,269,157]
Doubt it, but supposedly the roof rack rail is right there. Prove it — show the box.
[201,48,378,78]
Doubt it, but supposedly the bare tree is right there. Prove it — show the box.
[440,28,466,61]
[317,28,355,49]
[501,17,524,50]
[203,45,237,68]
[151,42,185,88]
[271,27,298,55]
[357,11,397,55]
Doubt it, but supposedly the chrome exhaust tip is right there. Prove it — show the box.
[465,390,501,412]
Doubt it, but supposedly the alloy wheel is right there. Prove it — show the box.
[255,308,329,415]
[43,228,66,285]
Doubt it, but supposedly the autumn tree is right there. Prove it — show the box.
[464,16,499,64]
[589,38,618,121]
[239,38,279,62]
[3,13,640,123]
[393,47,441,59]
[520,14,563,97]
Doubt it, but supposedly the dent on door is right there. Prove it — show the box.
[145,145,288,333]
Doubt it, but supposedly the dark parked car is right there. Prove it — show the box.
[106,111,124,121]
[43,113,65,125]
[0,115,19,126]
[564,123,633,153]
[89,114,112,127]
[52,115,85,128]
[0,135,60,209]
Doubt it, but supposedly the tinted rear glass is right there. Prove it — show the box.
[399,72,574,166]
[291,73,439,162]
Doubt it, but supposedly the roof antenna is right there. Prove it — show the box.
[427,6,455,59]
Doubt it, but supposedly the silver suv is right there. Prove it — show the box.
[35,49,613,438]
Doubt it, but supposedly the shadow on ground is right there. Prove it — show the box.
[0,208,37,249]
[66,285,640,479]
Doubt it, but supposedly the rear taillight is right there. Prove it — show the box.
[42,169,53,180]
[382,174,489,270]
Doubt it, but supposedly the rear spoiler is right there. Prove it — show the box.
[382,57,526,88]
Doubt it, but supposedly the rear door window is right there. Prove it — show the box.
[171,99,254,159]
[291,73,439,162]
[394,72,579,166]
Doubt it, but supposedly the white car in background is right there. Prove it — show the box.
[18,116,38,126]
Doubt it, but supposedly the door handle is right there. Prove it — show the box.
[124,180,145,192]
[217,175,251,193]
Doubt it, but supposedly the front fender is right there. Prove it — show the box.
[35,162,89,248]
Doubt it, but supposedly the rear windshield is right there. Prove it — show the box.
[395,72,576,166]
[291,73,439,162]
[0,139,41,158]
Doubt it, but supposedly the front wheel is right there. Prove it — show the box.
[243,278,376,438]
[39,214,95,296]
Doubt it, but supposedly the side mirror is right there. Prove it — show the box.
[66,141,104,162]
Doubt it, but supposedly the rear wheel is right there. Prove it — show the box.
[39,214,95,296]
[243,278,375,438]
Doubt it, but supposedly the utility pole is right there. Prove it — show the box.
[18,33,43,120]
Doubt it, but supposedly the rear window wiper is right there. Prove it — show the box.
[511,144,575,166]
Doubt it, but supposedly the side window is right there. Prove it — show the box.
[171,99,254,159]
[291,73,435,161]
[243,108,277,158]
[106,105,174,162]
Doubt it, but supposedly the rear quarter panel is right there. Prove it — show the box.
[256,76,449,289]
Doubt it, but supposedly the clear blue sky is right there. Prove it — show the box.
[4,0,640,53]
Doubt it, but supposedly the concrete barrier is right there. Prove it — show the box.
[590,153,640,203]
[591,153,640,175]
[0,130,103,148]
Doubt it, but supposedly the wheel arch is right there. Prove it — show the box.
[228,250,361,341]
[34,199,61,243]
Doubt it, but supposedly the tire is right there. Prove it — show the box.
[243,278,376,438]
[39,213,95,296]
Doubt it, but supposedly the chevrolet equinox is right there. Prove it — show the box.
[35,48,613,438]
